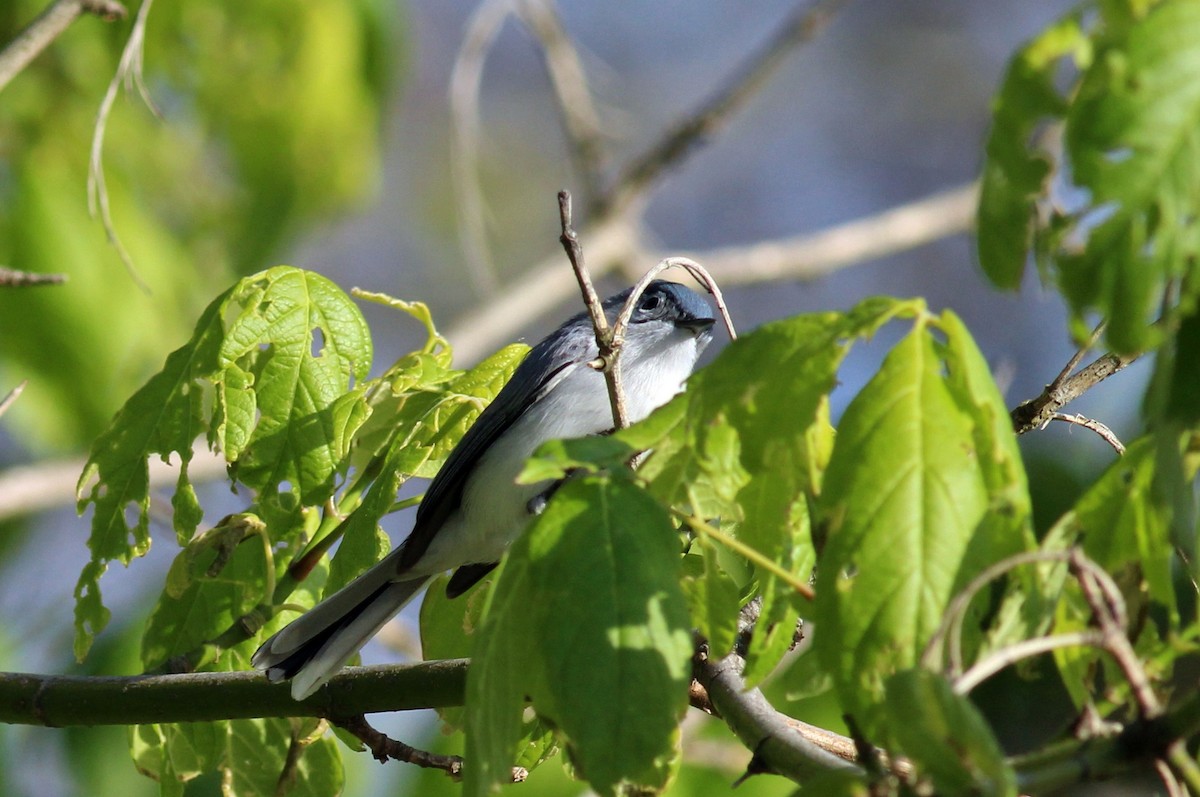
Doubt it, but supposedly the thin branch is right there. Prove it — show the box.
[517,0,606,205]
[675,510,814,600]
[954,631,1104,695]
[0,381,27,419]
[87,0,156,292]
[558,190,628,428]
[607,0,847,215]
[0,444,227,522]
[0,660,469,726]
[612,255,738,343]
[1069,549,1158,719]
[0,0,126,93]
[654,181,979,286]
[334,715,465,779]
[0,267,68,286]
[1049,412,1126,455]
[693,648,865,783]
[1011,351,1137,434]
[923,549,1076,677]
[444,183,977,366]
[449,0,515,293]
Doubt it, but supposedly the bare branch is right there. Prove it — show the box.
[517,0,606,204]
[446,206,644,364]
[334,715,467,778]
[655,182,979,285]
[87,0,156,293]
[449,0,516,294]
[1011,351,1137,434]
[1049,412,1126,456]
[0,0,126,93]
[558,190,628,428]
[0,381,28,419]
[607,0,848,215]
[0,661,469,726]
[0,443,227,521]
[954,631,1104,695]
[693,647,865,782]
[0,266,68,286]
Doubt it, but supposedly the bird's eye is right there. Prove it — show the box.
[639,294,662,312]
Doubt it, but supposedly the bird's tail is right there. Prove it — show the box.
[252,569,430,700]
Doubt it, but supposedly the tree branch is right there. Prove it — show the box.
[0,444,227,522]
[606,0,848,216]
[1011,351,1137,434]
[0,266,68,286]
[0,0,126,93]
[517,0,606,206]
[1049,412,1126,455]
[693,647,864,783]
[0,660,468,726]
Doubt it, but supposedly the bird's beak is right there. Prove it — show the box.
[676,317,716,337]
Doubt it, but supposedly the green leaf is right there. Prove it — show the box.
[465,477,691,797]
[884,670,1017,797]
[815,319,994,723]
[73,266,371,659]
[977,14,1084,287]
[130,717,342,797]
[1076,436,1175,621]
[1063,1,1200,352]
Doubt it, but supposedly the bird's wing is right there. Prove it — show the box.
[395,326,592,570]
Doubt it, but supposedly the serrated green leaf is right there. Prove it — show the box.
[977,15,1083,287]
[884,669,1017,797]
[219,268,372,499]
[1063,1,1200,352]
[74,266,371,660]
[465,477,691,797]
[1076,436,1175,621]
[142,526,272,670]
[815,321,993,723]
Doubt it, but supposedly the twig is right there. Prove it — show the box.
[449,0,516,293]
[517,0,606,205]
[1011,350,1137,434]
[0,443,227,522]
[0,0,126,93]
[1068,549,1158,719]
[87,0,156,293]
[953,631,1104,695]
[693,647,865,782]
[0,381,27,419]
[607,0,848,215]
[612,255,738,343]
[0,267,68,286]
[333,715,471,779]
[1050,412,1126,455]
[654,182,979,286]
[674,510,814,599]
[923,549,1076,677]
[558,190,628,428]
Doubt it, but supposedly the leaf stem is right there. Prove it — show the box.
[673,509,814,600]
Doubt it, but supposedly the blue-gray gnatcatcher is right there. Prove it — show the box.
[253,280,716,699]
